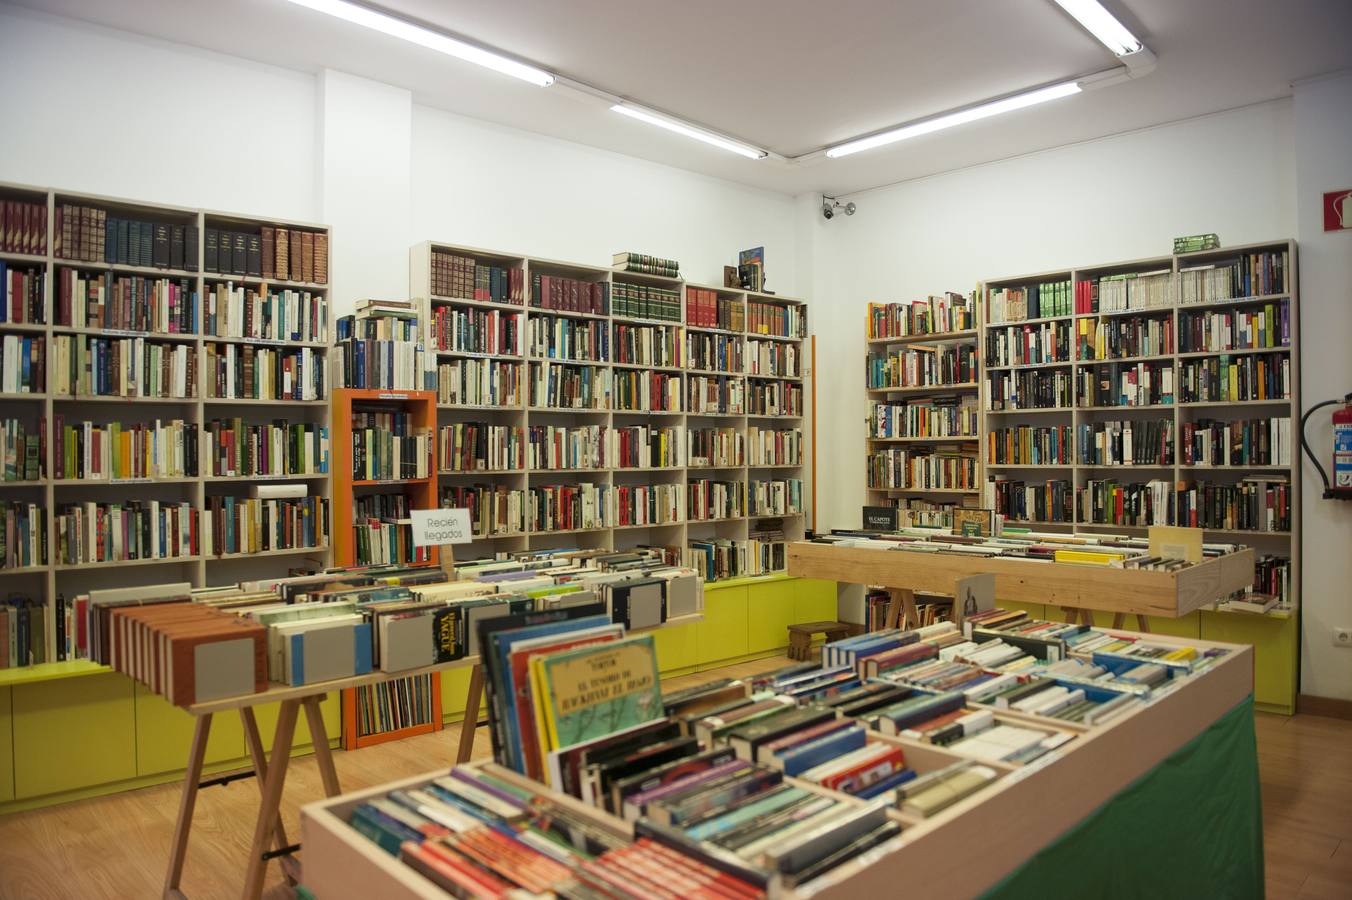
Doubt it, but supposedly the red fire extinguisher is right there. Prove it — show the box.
[1304,393,1352,498]
[1335,400,1352,490]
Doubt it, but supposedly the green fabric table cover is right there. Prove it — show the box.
[983,695,1262,899]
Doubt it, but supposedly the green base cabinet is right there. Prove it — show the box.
[696,584,749,663]
[652,618,699,674]
[12,672,136,800]
[1200,610,1297,714]
[747,581,799,654]
[134,682,247,777]
[0,687,12,803]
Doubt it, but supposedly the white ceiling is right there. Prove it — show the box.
[15,0,1352,196]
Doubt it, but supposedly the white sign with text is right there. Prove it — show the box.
[410,508,473,546]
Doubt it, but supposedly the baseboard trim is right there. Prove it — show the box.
[1296,693,1352,720]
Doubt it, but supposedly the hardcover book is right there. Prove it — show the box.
[532,633,662,753]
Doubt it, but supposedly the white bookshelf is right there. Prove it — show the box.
[411,242,810,578]
[0,180,333,665]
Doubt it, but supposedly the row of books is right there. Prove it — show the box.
[689,426,744,467]
[1075,314,1173,361]
[1,501,44,568]
[525,314,605,362]
[50,335,193,399]
[987,424,1071,466]
[1182,416,1290,467]
[205,225,328,285]
[747,380,802,417]
[431,251,524,303]
[1,597,51,669]
[347,763,765,899]
[1078,479,1173,527]
[1,261,45,324]
[615,323,682,368]
[204,343,326,401]
[986,280,1072,323]
[442,484,524,537]
[53,271,195,334]
[336,337,430,392]
[747,478,803,516]
[613,251,679,277]
[206,419,330,479]
[867,449,978,491]
[351,677,436,739]
[531,273,609,315]
[686,287,744,331]
[203,283,326,343]
[868,344,974,389]
[748,425,802,466]
[440,423,522,472]
[747,300,806,339]
[1178,299,1289,353]
[2,199,46,256]
[438,358,519,407]
[529,361,608,409]
[0,417,42,481]
[684,532,788,582]
[687,479,746,521]
[985,321,1071,367]
[433,305,520,356]
[613,370,682,412]
[1177,251,1288,304]
[1078,270,1173,313]
[687,330,742,372]
[988,478,1073,523]
[205,495,329,555]
[0,333,43,394]
[868,397,978,440]
[1176,352,1290,403]
[350,412,434,480]
[58,206,200,273]
[56,418,197,481]
[614,282,681,323]
[687,374,745,415]
[881,498,967,530]
[526,424,607,471]
[866,293,975,340]
[615,483,685,527]
[1078,419,1174,467]
[746,337,800,378]
[985,369,1070,411]
[1076,361,1174,407]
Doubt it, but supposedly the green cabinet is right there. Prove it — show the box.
[0,687,12,803]
[652,618,699,674]
[697,584,749,665]
[793,579,838,623]
[134,681,246,777]
[1200,610,1297,714]
[12,672,136,800]
[747,580,798,654]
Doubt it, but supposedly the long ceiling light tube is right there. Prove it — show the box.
[824,81,1082,159]
[1050,0,1143,56]
[610,104,768,160]
[282,0,555,86]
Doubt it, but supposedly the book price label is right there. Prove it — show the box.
[410,508,472,546]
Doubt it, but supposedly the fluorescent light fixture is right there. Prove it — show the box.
[283,0,555,86]
[825,81,1081,159]
[1051,0,1143,56]
[611,104,767,160]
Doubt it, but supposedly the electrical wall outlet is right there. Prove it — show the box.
[1334,627,1352,648]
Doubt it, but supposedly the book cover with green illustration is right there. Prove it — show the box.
[533,633,663,752]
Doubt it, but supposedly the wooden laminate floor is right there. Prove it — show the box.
[0,656,1348,899]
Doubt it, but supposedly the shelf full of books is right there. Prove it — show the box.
[864,292,982,530]
[979,240,1299,617]
[410,241,812,584]
[0,180,332,673]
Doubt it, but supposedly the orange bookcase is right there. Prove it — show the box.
[330,387,445,749]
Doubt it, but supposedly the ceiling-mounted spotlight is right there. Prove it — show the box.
[822,196,856,220]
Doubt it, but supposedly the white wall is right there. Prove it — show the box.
[1293,71,1352,703]
[0,6,316,222]
[409,106,797,292]
[806,100,1297,535]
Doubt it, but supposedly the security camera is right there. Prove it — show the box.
[822,196,856,220]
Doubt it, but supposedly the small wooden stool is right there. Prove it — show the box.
[787,621,852,660]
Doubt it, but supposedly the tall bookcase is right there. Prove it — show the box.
[410,242,810,578]
[863,294,982,526]
[0,181,332,671]
[980,240,1298,710]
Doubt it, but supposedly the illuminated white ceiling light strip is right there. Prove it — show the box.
[1051,0,1143,56]
[282,0,555,86]
[825,81,1082,159]
[610,104,768,160]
